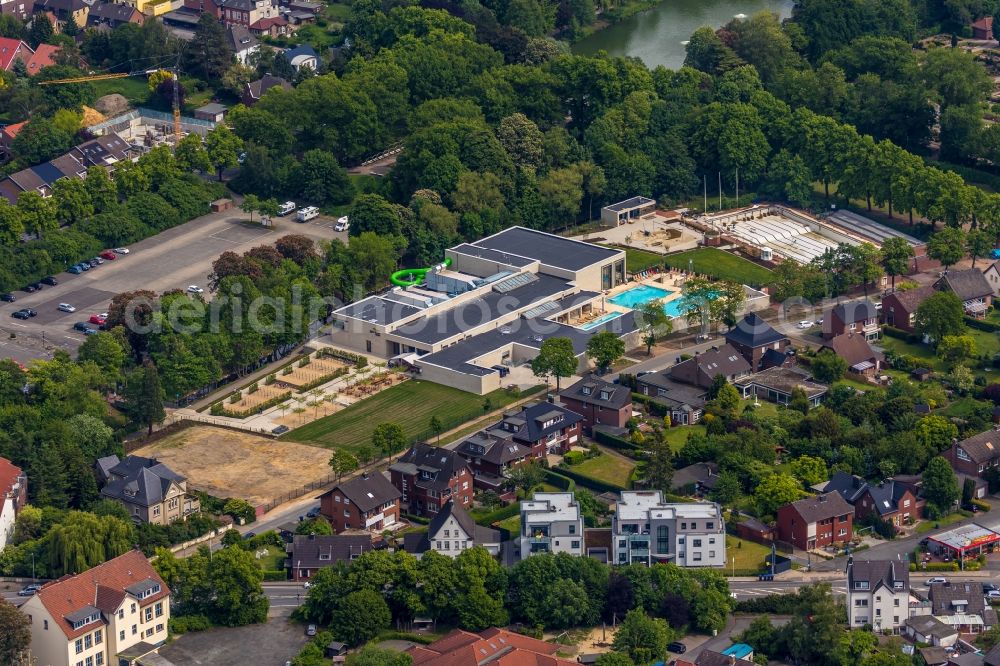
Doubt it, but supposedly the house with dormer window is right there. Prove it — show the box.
[847,560,910,632]
[402,498,500,558]
[21,549,170,666]
[484,400,584,458]
[95,455,199,526]
[319,472,401,533]
[390,443,473,517]
[560,375,633,432]
[945,429,1000,479]
[454,431,533,490]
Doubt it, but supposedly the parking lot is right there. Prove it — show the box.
[0,207,347,361]
[159,614,309,666]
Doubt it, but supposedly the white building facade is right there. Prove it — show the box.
[612,491,726,567]
[847,560,910,632]
[518,492,584,560]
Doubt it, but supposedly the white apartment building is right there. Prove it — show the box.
[847,559,910,633]
[518,492,584,559]
[21,550,170,666]
[612,491,726,567]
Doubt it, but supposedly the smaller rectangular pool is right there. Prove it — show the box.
[579,312,624,330]
[608,284,676,309]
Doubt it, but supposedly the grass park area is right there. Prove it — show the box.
[286,380,538,451]
[661,424,706,453]
[89,77,152,106]
[661,248,773,286]
[726,536,772,573]
[570,451,636,489]
[620,247,666,273]
[915,511,970,534]
[253,545,286,572]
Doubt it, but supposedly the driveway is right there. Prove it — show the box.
[159,615,308,666]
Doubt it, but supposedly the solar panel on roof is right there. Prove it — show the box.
[493,272,538,293]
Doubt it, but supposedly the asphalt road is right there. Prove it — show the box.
[0,210,346,363]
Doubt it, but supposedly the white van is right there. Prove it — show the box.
[278,201,296,216]
[296,206,319,222]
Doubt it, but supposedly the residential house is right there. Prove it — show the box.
[612,491,725,567]
[820,471,922,528]
[668,343,752,389]
[733,366,827,407]
[559,375,632,432]
[242,74,291,105]
[285,533,373,582]
[225,23,258,64]
[919,647,950,666]
[935,268,993,318]
[319,472,401,533]
[486,400,583,457]
[694,651,755,666]
[635,371,708,425]
[193,103,227,123]
[776,492,854,550]
[407,627,578,666]
[945,429,1000,479]
[21,549,170,666]
[518,492,584,559]
[248,14,287,36]
[973,15,994,39]
[402,498,501,558]
[0,36,32,71]
[986,644,1000,666]
[218,0,279,27]
[1,120,26,161]
[0,0,32,20]
[86,2,144,27]
[820,333,883,380]
[725,313,790,371]
[670,462,719,495]
[454,431,533,491]
[825,301,880,341]
[928,581,998,633]
[34,0,89,25]
[182,0,219,18]
[390,444,474,517]
[0,456,26,550]
[847,560,910,632]
[283,43,317,71]
[95,455,201,526]
[881,285,935,332]
[905,615,959,647]
[985,262,1000,298]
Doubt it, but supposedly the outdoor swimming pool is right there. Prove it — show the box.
[580,312,625,330]
[609,284,718,319]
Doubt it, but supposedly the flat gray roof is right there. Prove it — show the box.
[450,243,535,268]
[472,226,621,272]
[337,295,422,325]
[604,196,655,212]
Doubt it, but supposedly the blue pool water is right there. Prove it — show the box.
[610,284,719,319]
[580,312,624,330]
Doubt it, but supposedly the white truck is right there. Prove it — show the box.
[296,206,319,222]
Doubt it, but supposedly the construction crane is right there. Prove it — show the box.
[38,60,184,144]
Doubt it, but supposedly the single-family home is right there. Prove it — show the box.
[635,371,708,425]
[820,471,921,528]
[0,120,27,160]
[242,74,291,105]
[402,498,501,558]
[86,2,144,27]
[285,533,373,581]
[820,333,883,380]
[95,455,201,525]
[668,343,752,389]
[846,559,910,632]
[905,615,959,647]
[454,431,533,491]
[21,549,170,666]
[881,285,935,332]
[612,491,726,567]
[0,0,31,20]
[944,428,1000,479]
[34,0,89,26]
[559,375,632,432]
[390,443,474,517]
[928,581,998,633]
[733,366,827,407]
[249,14,288,36]
[485,400,583,457]
[0,456,26,550]
[694,650,755,666]
[986,644,1000,666]
[670,462,719,495]
[935,268,993,318]
[824,301,880,341]
[225,23,258,65]
[218,0,279,28]
[319,472,401,533]
[518,492,583,559]
[776,492,854,550]
[724,313,790,371]
[407,628,578,666]
[283,43,318,71]
[0,36,31,71]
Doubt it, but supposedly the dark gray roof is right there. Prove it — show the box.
[918,646,949,666]
[124,578,160,597]
[455,431,531,466]
[831,300,877,324]
[636,374,707,410]
[929,581,987,616]
[472,226,621,272]
[733,366,828,399]
[848,560,908,593]
[561,375,632,410]
[604,196,655,212]
[100,456,186,508]
[695,650,754,666]
[326,472,401,513]
[725,313,787,349]
[96,454,120,481]
[985,642,1000,666]
[391,444,470,492]
[246,75,291,99]
[449,243,534,268]
[286,534,372,570]
[865,481,912,517]
[886,285,935,312]
[225,23,258,51]
[937,268,993,301]
[87,1,138,23]
[906,615,957,640]
[956,429,1000,463]
[65,605,101,624]
[490,401,583,445]
[670,462,718,490]
[785,492,853,524]
[337,295,422,326]
[820,470,867,503]
[669,343,751,387]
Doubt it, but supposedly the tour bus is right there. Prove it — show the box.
[296,206,319,222]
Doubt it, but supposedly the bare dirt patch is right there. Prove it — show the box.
[278,357,346,388]
[227,384,291,412]
[133,425,331,505]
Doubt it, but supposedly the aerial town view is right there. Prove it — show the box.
[10,0,1000,665]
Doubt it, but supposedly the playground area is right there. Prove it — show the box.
[578,211,700,255]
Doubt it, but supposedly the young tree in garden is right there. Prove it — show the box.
[371,422,406,457]
[330,589,391,646]
[16,190,57,239]
[638,300,671,355]
[611,609,673,665]
[429,415,444,443]
[936,335,977,369]
[0,597,30,665]
[923,456,959,516]
[927,227,966,269]
[124,361,165,435]
[586,330,625,373]
[530,337,577,391]
[810,349,847,383]
[753,473,805,518]
[915,291,965,342]
[879,236,914,290]
[174,132,212,174]
[241,193,261,223]
[205,124,243,181]
[508,461,545,493]
[966,228,992,268]
[329,449,359,480]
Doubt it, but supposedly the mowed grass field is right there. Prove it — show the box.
[661,248,773,286]
[571,452,635,489]
[285,380,535,450]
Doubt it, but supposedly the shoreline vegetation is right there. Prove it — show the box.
[570,0,664,42]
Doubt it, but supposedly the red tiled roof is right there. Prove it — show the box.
[0,37,31,71]
[250,15,287,28]
[35,550,169,640]
[26,43,60,73]
[409,628,576,666]
[0,456,22,498]
[1,120,28,142]
[972,15,993,31]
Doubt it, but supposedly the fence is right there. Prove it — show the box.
[168,526,231,554]
[255,473,337,516]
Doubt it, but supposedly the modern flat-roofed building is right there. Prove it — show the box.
[518,492,583,559]
[600,196,656,227]
[612,491,725,567]
[329,227,638,394]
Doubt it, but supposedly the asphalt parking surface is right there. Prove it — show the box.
[0,209,346,362]
[159,615,310,666]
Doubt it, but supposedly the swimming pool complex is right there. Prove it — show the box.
[609,284,719,319]
[579,312,625,330]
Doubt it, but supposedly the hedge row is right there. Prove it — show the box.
[320,348,368,367]
[473,502,520,527]
[169,615,211,634]
[632,392,669,417]
[593,428,639,452]
[543,469,576,492]
[210,390,293,419]
[262,570,287,581]
[965,316,1000,333]
[882,326,923,344]
[909,561,960,571]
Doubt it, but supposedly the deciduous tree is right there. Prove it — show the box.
[530,337,577,391]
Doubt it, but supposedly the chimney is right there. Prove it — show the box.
[817,494,827,502]
[309,532,315,540]
[729,656,736,666]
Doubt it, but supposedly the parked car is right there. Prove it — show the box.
[963,502,981,513]
[0,293,15,302]
[29,282,43,290]
[278,201,297,216]
[986,590,1000,600]
[22,284,36,293]
[89,258,101,267]
[83,328,98,335]
[78,262,90,271]
[306,507,320,518]
[73,322,91,332]
[306,624,317,637]
[89,314,107,326]
[67,265,83,274]
[41,276,58,285]
[57,303,76,313]
[926,577,948,586]
[11,310,29,320]
[335,216,350,232]
[985,583,998,593]
[113,247,129,254]
[272,424,290,435]
[302,582,312,589]
[99,250,117,260]
[668,642,687,654]
[187,285,204,294]
[17,584,41,596]
[797,320,812,329]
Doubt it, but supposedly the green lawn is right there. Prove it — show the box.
[662,425,706,453]
[90,77,151,106]
[915,511,970,534]
[568,452,635,488]
[322,1,351,21]
[623,247,666,272]
[496,514,521,536]
[255,545,286,571]
[285,380,537,451]
[726,536,772,572]
[660,248,773,286]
